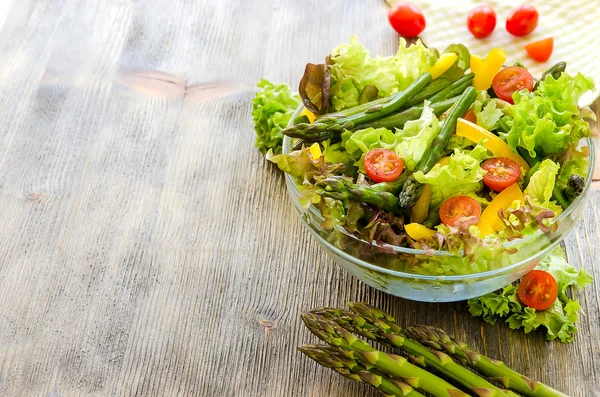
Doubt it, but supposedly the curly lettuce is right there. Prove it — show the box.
[468,247,592,343]
[556,145,590,192]
[413,145,489,207]
[523,158,561,214]
[504,72,595,158]
[252,79,300,155]
[328,36,437,111]
[394,101,440,171]
[472,90,504,130]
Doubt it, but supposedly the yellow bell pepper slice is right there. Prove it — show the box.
[428,53,459,80]
[405,223,437,240]
[437,156,451,167]
[300,108,316,123]
[470,54,483,74]
[410,184,432,224]
[309,142,322,160]
[478,183,524,236]
[472,48,506,90]
[456,118,530,172]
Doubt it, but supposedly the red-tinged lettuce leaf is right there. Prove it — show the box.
[299,63,330,115]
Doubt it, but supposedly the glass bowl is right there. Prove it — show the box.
[282,112,595,302]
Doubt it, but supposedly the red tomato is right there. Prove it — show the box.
[518,270,558,311]
[492,66,534,104]
[388,3,426,37]
[467,5,496,38]
[463,108,477,124]
[506,5,539,37]
[439,196,482,227]
[481,158,522,192]
[525,37,554,62]
[364,148,405,183]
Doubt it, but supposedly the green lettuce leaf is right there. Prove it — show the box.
[504,72,595,158]
[341,127,399,173]
[472,90,504,130]
[394,101,440,171]
[413,145,489,207]
[252,79,301,155]
[468,247,592,343]
[556,145,590,192]
[328,36,437,111]
[266,146,343,207]
[523,159,560,209]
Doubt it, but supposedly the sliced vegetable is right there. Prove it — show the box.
[491,66,534,104]
[440,195,482,227]
[456,118,530,172]
[364,148,405,183]
[506,4,539,37]
[481,158,521,192]
[388,2,426,37]
[300,108,316,123]
[299,63,330,115]
[463,108,476,123]
[405,223,437,240]
[467,5,496,38]
[410,184,432,223]
[428,53,458,80]
[518,270,559,311]
[478,183,524,236]
[308,143,322,160]
[469,54,483,74]
[525,37,554,62]
[472,48,507,90]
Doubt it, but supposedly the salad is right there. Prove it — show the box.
[252,37,594,342]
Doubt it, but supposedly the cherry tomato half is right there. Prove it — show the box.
[525,37,554,62]
[463,108,477,124]
[364,148,405,183]
[481,158,522,192]
[506,5,539,37]
[492,66,534,104]
[467,5,497,38]
[439,196,482,227]
[388,3,426,37]
[518,270,558,311]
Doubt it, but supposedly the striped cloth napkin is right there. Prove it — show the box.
[401,0,600,105]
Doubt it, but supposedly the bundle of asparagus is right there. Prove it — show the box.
[299,302,569,397]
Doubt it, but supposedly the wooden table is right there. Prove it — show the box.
[0,1,598,396]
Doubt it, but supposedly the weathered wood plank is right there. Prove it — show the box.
[0,0,597,396]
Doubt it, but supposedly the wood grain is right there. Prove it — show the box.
[0,1,598,396]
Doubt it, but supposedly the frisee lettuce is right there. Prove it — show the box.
[468,247,592,343]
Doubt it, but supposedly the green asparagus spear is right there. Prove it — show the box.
[299,344,425,397]
[428,73,474,103]
[301,313,470,397]
[313,306,509,397]
[404,325,569,397]
[397,86,477,208]
[317,176,405,214]
[533,62,567,91]
[282,73,433,142]
[353,96,459,131]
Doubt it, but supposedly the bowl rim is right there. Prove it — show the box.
[283,105,596,281]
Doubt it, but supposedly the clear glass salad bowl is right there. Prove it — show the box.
[282,115,595,302]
